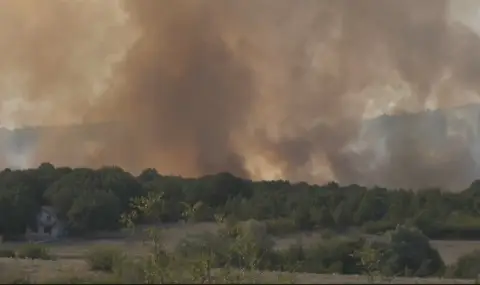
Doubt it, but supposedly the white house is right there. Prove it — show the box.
[26,206,65,241]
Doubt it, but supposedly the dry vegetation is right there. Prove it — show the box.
[0,258,474,284]
[5,222,479,264]
[1,222,479,284]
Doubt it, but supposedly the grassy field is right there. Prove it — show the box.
[2,222,480,283]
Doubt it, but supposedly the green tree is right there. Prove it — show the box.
[311,206,335,228]
[0,184,39,237]
[332,201,353,229]
[67,190,122,234]
[44,167,144,228]
[0,170,41,237]
[293,207,314,231]
[354,189,388,225]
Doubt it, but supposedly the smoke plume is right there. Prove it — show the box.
[1,0,480,190]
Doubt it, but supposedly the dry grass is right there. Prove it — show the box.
[0,257,108,283]
[233,270,475,284]
[0,258,475,284]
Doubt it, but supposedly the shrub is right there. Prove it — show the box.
[16,244,53,260]
[0,248,15,258]
[352,245,383,283]
[84,246,124,272]
[276,242,306,272]
[310,237,364,274]
[224,219,276,270]
[320,228,337,240]
[446,250,480,279]
[281,237,365,274]
[174,232,229,267]
[293,208,314,231]
[238,219,268,237]
[361,220,397,235]
[265,218,298,236]
[112,257,148,284]
[217,215,241,238]
[380,225,444,277]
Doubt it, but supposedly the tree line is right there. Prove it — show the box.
[2,162,480,240]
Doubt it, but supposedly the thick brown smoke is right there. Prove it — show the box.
[2,0,480,190]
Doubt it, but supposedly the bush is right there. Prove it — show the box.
[220,219,276,270]
[301,237,365,274]
[271,237,366,275]
[265,218,298,236]
[320,228,337,240]
[216,215,241,238]
[380,225,444,277]
[175,232,229,267]
[112,257,148,284]
[275,242,306,272]
[361,220,397,235]
[0,248,15,258]
[293,208,314,231]
[84,246,124,272]
[16,244,53,260]
[446,250,480,279]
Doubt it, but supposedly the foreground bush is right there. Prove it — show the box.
[84,246,124,272]
[0,249,15,258]
[445,250,480,279]
[297,237,365,274]
[16,244,53,260]
[379,225,444,277]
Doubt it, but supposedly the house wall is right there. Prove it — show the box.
[25,207,65,241]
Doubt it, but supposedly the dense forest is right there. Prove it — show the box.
[2,162,480,240]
